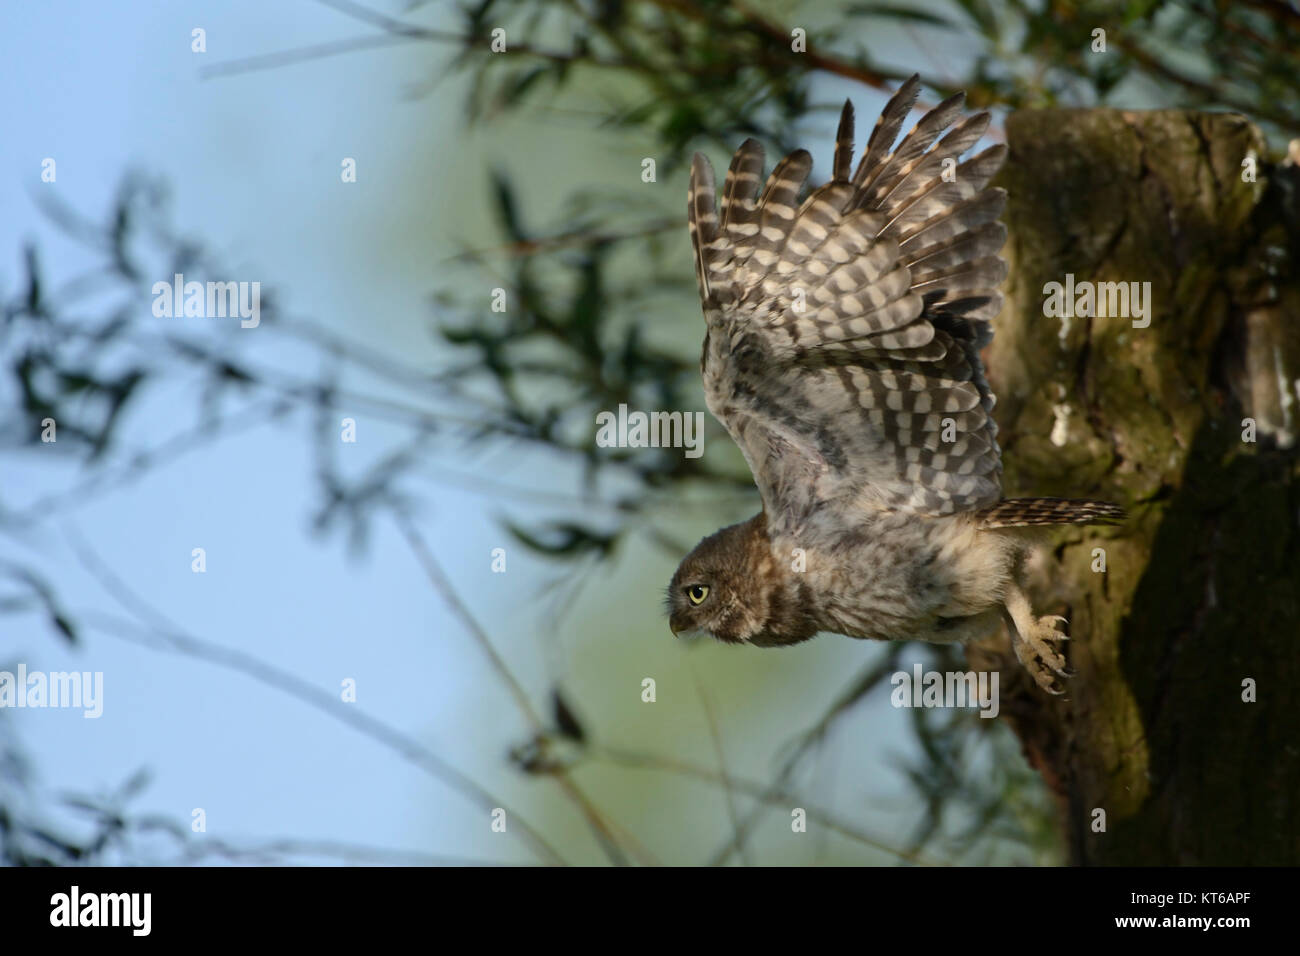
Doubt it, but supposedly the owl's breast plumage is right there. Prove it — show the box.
[768,510,1017,644]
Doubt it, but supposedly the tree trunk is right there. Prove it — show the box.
[968,109,1300,865]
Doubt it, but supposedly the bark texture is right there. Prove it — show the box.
[968,109,1300,865]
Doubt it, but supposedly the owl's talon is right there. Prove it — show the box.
[1011,613,1073,692]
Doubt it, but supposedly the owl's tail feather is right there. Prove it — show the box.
[977,497,1126,528]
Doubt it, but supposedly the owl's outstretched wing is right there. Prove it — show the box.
[688,76,1006,536]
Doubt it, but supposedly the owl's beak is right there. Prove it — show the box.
[669,613,686,637]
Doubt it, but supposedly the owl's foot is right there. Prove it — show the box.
[1010,614,1073,695]
[1002,584,1074,696]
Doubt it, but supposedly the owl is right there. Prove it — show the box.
[665,76,1124,694]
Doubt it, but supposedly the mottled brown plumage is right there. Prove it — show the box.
[667,78,1125,693]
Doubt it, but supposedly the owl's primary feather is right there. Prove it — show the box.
[688,76,1007,532]
[670,77,1125,694]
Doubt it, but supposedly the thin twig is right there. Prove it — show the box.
[689,663,752,866]
[392,506,654,866]
[203,0,625,80]
[393,508,544,727]
[63,527,567,866]
[590,745,938,865]
[4,397,287,528]
[69,806,513,866]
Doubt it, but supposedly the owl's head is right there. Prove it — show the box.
[665,516,768,644]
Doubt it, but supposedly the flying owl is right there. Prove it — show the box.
[666,76,1124,694]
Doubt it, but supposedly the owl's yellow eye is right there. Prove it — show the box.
[687,585,710,605]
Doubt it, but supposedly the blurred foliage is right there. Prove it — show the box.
[5,0,1291,864]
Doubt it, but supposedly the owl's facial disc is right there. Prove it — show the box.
[666,570,752,644]
[666,518,769,644]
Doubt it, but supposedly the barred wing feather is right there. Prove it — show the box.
[687,76,1008,533]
